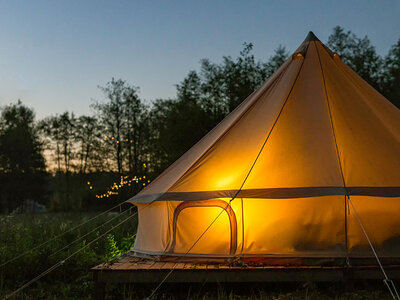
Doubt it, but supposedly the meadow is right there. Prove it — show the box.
[0,210,137,299]
[0,212,394,299]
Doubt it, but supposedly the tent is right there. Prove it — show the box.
[127,32,400,263]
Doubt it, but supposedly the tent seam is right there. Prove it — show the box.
[315,41,349,262]
[332,58,400,144]
[231,43,309,198]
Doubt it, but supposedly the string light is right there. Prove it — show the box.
[103,135,134,144]
[86,137,151,198]
[91,170,151,199]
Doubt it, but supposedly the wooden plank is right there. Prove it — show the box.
[162,262,177,269]
[174,263,186,270]
[146,261,157,270]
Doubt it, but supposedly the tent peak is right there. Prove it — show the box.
[304,31,320,42]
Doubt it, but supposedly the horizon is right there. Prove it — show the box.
[0,0,399,119]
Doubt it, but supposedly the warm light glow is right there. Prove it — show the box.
[292,52,303,59]
[91,169,151,198]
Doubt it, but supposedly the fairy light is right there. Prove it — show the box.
[91,170,151,199]
[88,134,153,198]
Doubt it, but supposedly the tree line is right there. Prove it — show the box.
[1,26,399,213]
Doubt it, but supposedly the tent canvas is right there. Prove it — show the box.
[127,32,400,261]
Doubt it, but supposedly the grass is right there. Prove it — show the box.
[0,212,396,299]
[0,210,137,299]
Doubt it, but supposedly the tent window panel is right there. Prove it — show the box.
[242,196,346,256]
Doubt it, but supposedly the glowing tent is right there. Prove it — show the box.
[127,32,400,262]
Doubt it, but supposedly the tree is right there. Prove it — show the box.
[197,43,288,122]
[327,26,383,91]
[93,78,150,177]
[38,112,78,209]
[218,43,267,112]
[39,112,76,174]
[264,45,289,78]
[381,39,400,108]
[0,101,47,213]
[122,85,149,176]
[74,115,103,174]
[149,78,209,172]
[92,78,126,174]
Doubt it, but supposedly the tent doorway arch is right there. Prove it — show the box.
[169,200,238,255]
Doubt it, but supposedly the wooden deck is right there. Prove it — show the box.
[91,253,400,299]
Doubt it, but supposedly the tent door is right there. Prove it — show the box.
[169,200,237,255]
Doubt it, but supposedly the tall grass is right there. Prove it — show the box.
[0,211,137,298]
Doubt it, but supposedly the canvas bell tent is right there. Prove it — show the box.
[127,32,400,262]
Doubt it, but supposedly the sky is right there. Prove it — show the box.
[0,0,399,119]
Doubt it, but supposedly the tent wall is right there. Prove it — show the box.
[241,196,345,256]
[132,196,400,258]
[133,201,172,253]
[348,196,400,257]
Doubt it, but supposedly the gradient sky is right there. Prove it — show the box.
[0,0,399,119]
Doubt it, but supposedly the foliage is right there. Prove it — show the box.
[0,211,137,298]
[0,101,48,213]
[327,26,383,91]
[104,234,122,261]
[91,78,150,178]
[381,39,400,108]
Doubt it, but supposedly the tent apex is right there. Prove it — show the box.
[304,31,320,42]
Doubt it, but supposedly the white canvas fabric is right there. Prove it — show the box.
[128,32,400,260]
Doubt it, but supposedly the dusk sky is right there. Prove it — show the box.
[0,0,399,119]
